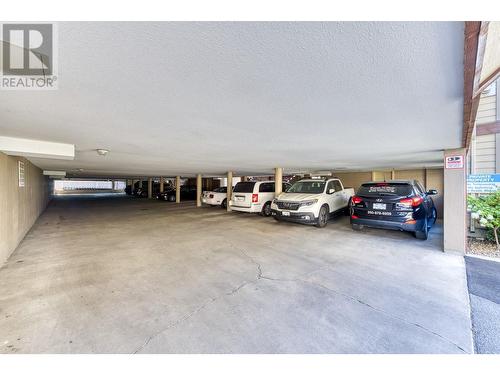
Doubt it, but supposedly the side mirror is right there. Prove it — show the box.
[427,189,438,195]
[327,188,335,194]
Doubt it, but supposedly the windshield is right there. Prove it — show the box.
[287,181,325,194]
[233,182,256,193]
[357,183,413,196]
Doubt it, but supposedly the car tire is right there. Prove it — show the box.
[415,218,429,240]
[221,199,227,209]
[429,207,437,228]
[352,223,363,231]
[344,197,352,216]
[261,202,272,217]
[316,205,329,228]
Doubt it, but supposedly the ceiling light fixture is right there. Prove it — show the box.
[96,149,109,156]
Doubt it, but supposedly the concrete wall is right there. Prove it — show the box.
[0,152,51,265]
[333,172,372,191]
[333,168,444,216]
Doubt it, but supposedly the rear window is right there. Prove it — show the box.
[358,183,413,196]
[214,187,227,193]
[259,183,275,192]
[233,182,256,193]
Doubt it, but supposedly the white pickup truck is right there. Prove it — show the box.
[271,177,355,227]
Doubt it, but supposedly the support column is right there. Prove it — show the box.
[196,174,202,207]
[176,176,181,203]
[443,148,467,253]
[148,178,153,199]
[159,177,164,193]
[241,176,247,182]
[391,170,395,180]
[275,167,283,196]
[227,171,233,212]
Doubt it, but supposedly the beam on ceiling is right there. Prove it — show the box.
[0,136,75,160]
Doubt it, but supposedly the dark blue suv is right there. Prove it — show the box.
[350,180,438,240]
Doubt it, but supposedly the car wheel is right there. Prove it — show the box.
[221,199,227,209]
[415,218,429,240]
[429,207,437,228]
[344,197,352,216]
[352,223,363,231]
[316,205,329,228]
[261,202,272,217]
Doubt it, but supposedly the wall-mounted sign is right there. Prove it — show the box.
[467,174,500,194]
[445,155,464,169]
[18,160,25,187]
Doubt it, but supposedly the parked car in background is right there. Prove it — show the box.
[133,181,161,198]
[229,181,291,216]
[156,185,198,202]
[271,177,354,227]
[134,186,148,198]
[349,180,438,240]
[202,187,228,208]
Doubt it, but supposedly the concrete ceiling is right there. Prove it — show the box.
[0,22,465,177]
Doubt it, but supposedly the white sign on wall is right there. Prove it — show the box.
[18,160,25,187]
[445,155,464,169]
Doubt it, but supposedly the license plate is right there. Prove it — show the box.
[282,211,290,216]
[373,203,386,210]
[367,210,392,216]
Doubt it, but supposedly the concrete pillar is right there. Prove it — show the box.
[148,178,153,199]
[371,171,376,181]
[196,174,202,207]
[159,177,164,193]
[391,170,395,180]
[443,148,467,253]
[275,167,283,196]
[241,176,247,182]
[176,176,181,203]
[227,171,233,212]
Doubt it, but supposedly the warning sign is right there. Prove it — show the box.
[445,155,464,169]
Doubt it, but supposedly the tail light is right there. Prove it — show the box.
[351,214,359,219]
[352,196,363,204]
[399,196,423,207]
[252,194,259,203]
[209,194,214,198]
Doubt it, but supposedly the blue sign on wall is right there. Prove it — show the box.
[467,174,500,193]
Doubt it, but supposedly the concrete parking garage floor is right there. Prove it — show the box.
[0,195,473,354]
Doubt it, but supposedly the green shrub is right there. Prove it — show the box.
[468,190,500,250]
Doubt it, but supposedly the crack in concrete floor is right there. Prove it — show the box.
[132,244,470,354]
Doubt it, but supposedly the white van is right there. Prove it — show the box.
[229,181,291,216]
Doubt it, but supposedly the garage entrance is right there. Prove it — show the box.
[1,21,499,354]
